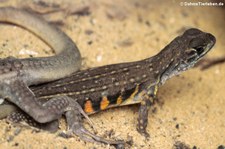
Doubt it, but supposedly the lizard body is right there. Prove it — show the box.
[0,27,216,146]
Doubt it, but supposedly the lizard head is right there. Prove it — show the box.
[159,28,216,84]
[179,28,216,70]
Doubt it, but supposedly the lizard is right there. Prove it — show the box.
[0,7,82,129]
[0,27,216,146]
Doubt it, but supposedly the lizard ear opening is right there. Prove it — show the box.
[185,49,198,63]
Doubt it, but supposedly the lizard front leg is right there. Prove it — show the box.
[137,86,158,138]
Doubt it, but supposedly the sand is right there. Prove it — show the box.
[0,0,224,148]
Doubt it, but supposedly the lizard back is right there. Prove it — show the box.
[32,28,216,114]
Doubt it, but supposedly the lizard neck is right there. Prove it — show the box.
[142,44,179,86]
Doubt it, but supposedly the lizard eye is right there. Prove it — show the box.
[194,46,205,55]
[189,38,206,56]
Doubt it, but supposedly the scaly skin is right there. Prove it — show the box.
[0,28,216,146]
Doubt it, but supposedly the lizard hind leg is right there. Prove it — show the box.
[7,110,59,132]
[59,98,125,147]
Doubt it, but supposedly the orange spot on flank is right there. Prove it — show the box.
[100,96,110,110]
[84,100,94,113]
[116,96,123,105]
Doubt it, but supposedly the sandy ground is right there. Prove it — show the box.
[0,0,224,148]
